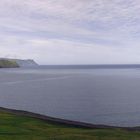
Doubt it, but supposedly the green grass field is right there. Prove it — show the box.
[0,111,140,140]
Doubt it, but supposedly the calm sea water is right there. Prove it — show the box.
[0,66,140,127]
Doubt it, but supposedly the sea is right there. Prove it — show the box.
[0,65,140,127]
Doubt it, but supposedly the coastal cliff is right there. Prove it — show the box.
[15,59,38,67]
[0,59,19,68]
[0,58,38,68]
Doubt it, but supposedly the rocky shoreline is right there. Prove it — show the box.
[0,107,140,131]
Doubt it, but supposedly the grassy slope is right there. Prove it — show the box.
[0,111,140,140]
[0,60,19,68]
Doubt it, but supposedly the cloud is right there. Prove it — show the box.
[0,0,140,64]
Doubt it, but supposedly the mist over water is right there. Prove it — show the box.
[0,66,140,126]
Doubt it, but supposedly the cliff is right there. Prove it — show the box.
[0,58,38,68]
[0,59,19,68]
[15,59,38,67]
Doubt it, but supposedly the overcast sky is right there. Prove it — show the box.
[0,0,140,64]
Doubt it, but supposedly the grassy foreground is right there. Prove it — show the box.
[0,111,140,140]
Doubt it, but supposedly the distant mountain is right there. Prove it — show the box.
[0,58,38,68]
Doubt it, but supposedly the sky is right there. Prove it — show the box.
[0,0,140,64]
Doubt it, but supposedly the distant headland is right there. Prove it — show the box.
[0,58,38,68]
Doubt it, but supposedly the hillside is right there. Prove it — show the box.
[15,59,38,67]
[0,58,38,67]
[0,109,139,140]
[0,59,19,68]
